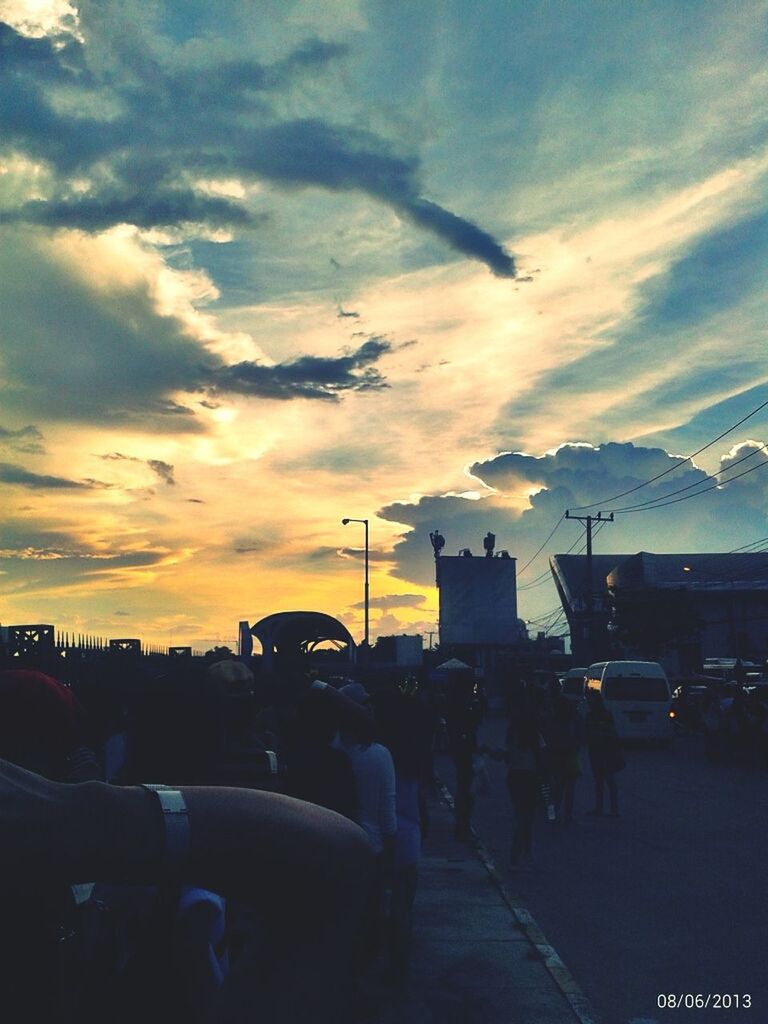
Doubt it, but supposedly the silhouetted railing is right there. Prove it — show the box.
[0,623,190,661]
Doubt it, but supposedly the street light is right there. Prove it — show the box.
[342,517,369,655]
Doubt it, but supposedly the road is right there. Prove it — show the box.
[437,716,768,1024]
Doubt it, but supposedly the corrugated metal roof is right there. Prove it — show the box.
[551,551,768,605]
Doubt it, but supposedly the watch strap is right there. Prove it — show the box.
[141,784,190,869]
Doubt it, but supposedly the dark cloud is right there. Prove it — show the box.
[0,230,393,428]
[0,21,514,276]
[307,545,342,561]
[231,528,282,554]
[147,460,175,485]
[99,452,175,485]
[245,120,516,276]
[352,593,426,610]
[0,424,45,454]
[0,545,170,580]
[378,441,768,606]
[468,443,693,499]
[0,461,100,490]
[209,338,391,401]
[0,424,42,440]
[0,191,257,231]
[0,529,171,594]
[338,547,393,563]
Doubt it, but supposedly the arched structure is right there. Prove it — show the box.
[249,611,356,672]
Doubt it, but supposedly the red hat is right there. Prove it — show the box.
[0,669,83,773]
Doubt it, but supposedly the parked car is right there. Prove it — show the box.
[560,667,588,703]
[669,677,721,731]
[701,658,764,684]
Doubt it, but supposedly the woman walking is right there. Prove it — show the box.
[585,694,624,817]
[547,695,583,824]
[484,695,546,869]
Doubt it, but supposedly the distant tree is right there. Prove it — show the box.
[609,587,700,661]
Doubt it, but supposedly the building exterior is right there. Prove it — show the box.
[551,550,768,672]
[550,554,629,665]
[373,633,423,666]
[437,553,519,646]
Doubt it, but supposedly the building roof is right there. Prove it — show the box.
[551,552,768,611]
[606,552,768,591]
[550,553,632,606]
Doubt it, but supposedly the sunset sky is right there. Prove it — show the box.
[2,0,768,652]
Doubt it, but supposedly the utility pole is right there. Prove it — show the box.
[565,510,614,660]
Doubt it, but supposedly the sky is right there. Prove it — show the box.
[2,0,768,652]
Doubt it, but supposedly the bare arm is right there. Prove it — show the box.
[1,759,373,1023]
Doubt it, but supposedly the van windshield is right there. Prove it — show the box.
[603,677,669,701]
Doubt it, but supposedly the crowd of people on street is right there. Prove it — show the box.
[472,679,625,869]
[467,669,768,872]
[675,680,768,767]
[0,655,436,1024]
[6,648,767,1022]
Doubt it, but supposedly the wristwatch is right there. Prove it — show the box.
[141,783,190,869]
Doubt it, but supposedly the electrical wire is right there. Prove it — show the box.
[682,544,768,582]
[516,513,566,577]
[606,443,767,514]
[518,528,587,590]
[525,604,564,626]
[568,392,768,511]
[518,505,611,586]
[613,451,768,514]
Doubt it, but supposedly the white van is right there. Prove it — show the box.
[585,661,673,741]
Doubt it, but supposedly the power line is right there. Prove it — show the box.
[525,603,564,626]
[569,392,768,512]
[613,451,768,514]
[520,524,598,589]
[517,513,566,577]
[607,443,767,514]
[515,395,768,585]
[682,539,768,580]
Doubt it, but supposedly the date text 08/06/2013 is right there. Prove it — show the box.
[657,994,752,1010]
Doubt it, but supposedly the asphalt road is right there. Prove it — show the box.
[438,717,768,1024]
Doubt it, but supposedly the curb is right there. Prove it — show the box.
[437,780,600,1024]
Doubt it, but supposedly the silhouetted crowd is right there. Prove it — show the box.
[7,650,762,1022]
[0,655,438,1024]
[472,671,768,870]
[677,682,768,766]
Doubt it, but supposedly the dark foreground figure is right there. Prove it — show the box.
[0,758,373,1024]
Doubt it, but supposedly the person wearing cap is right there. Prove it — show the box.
[0,668,100,782]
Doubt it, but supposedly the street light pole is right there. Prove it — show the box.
[342,517,369,655]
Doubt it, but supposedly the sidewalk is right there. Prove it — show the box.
[374,783,597,1024]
